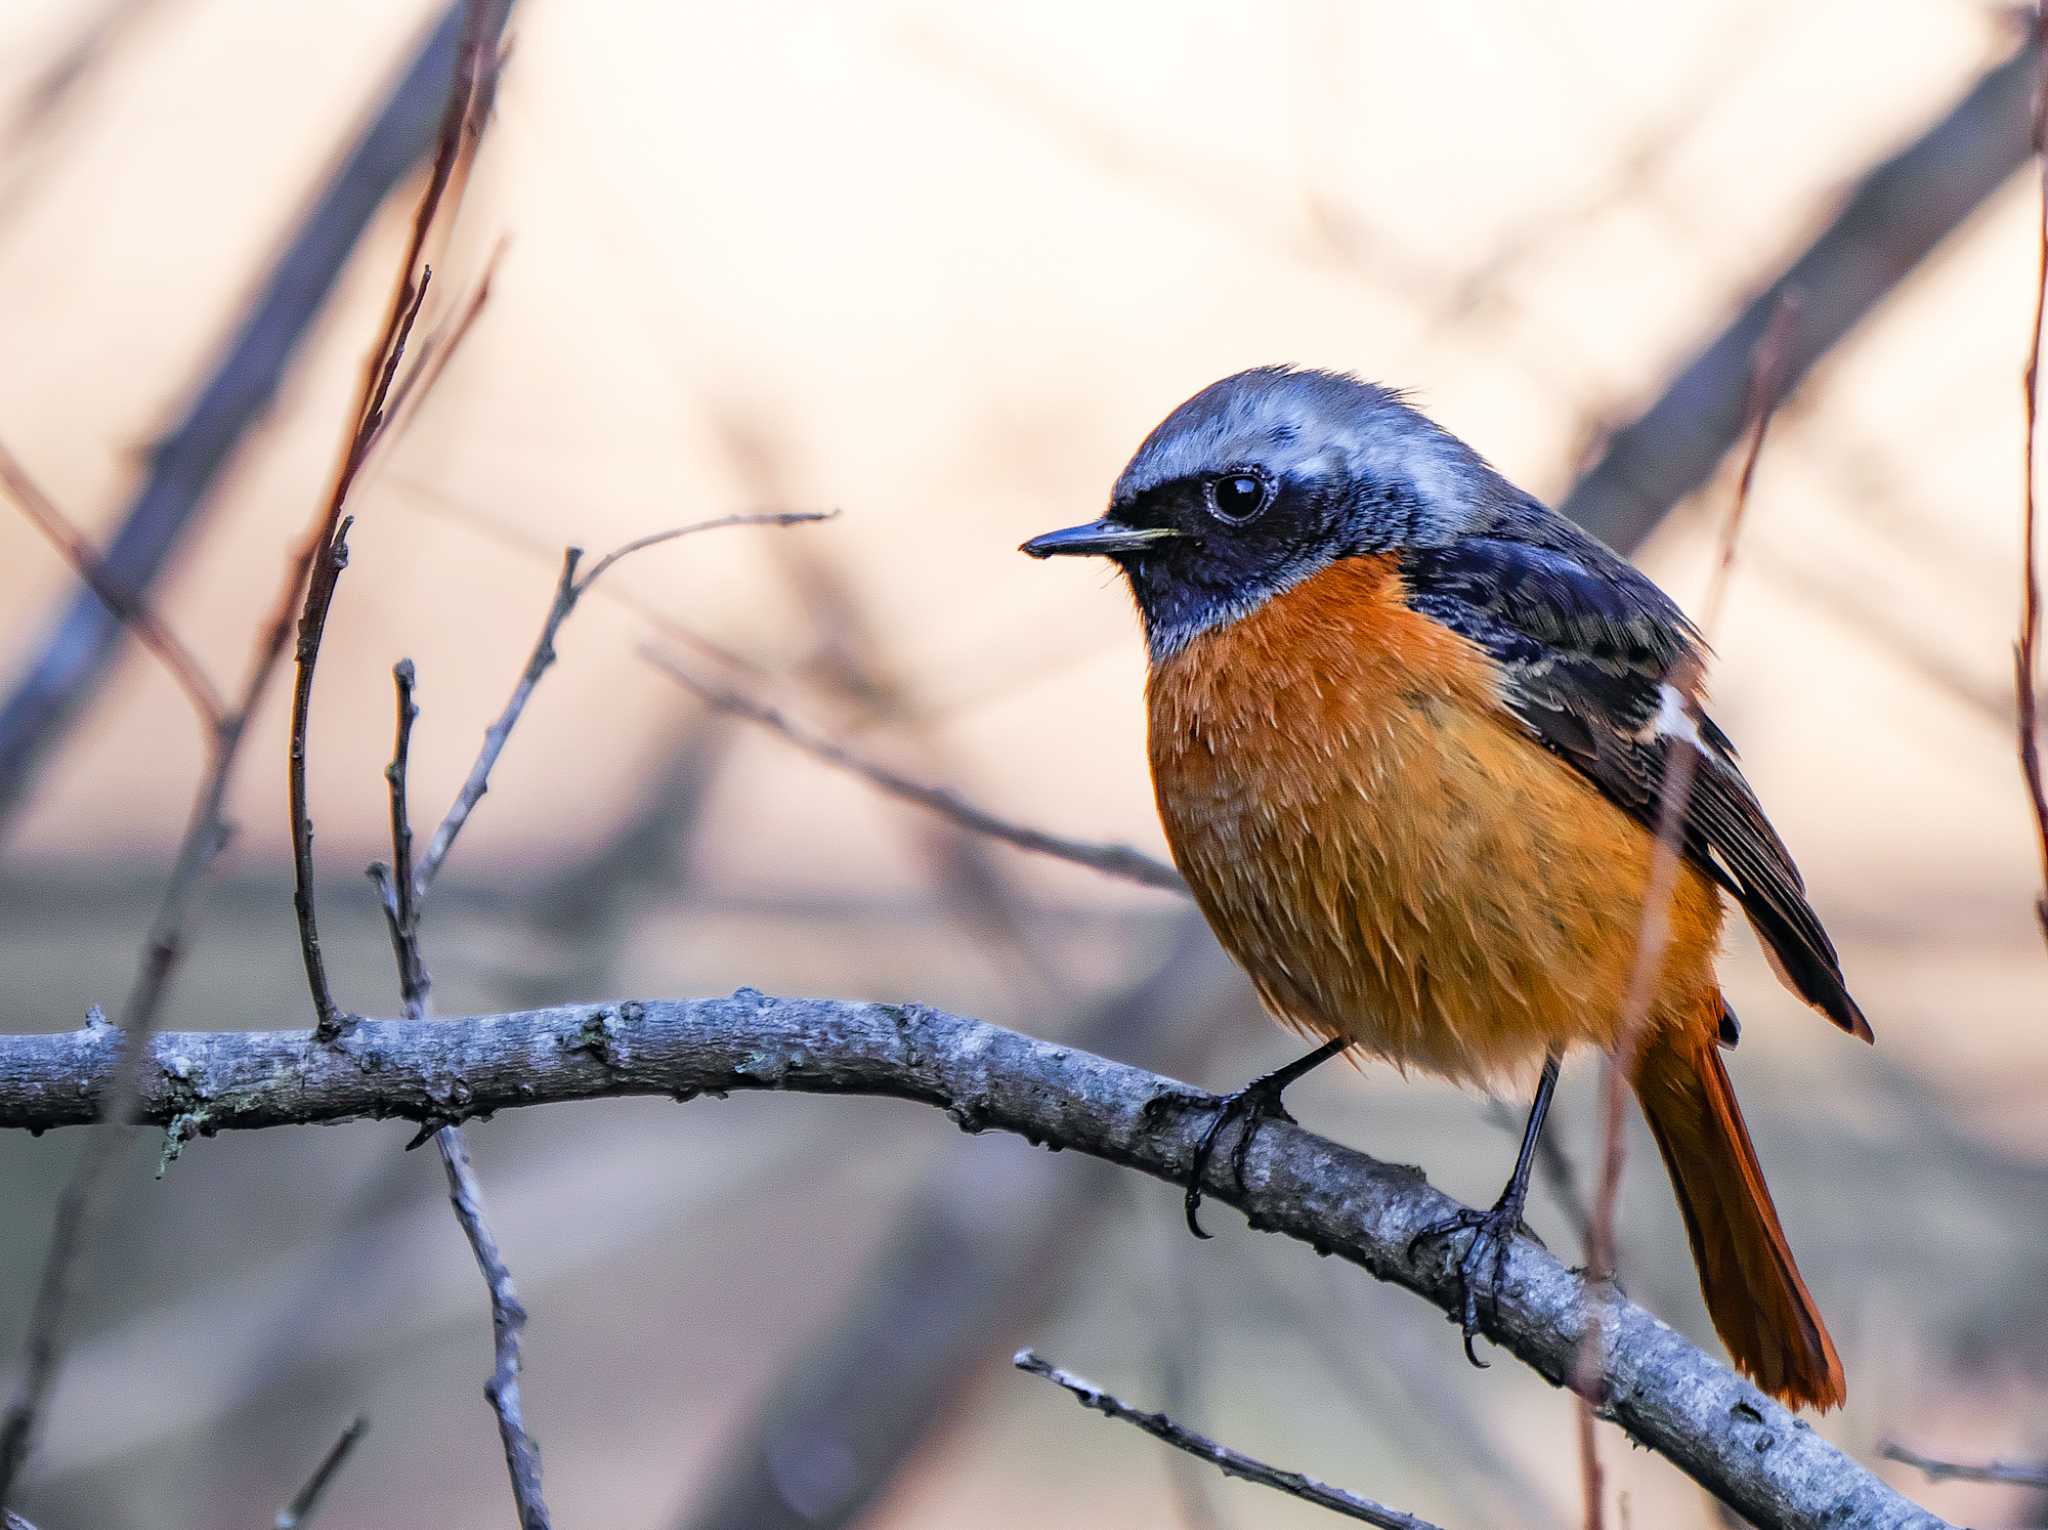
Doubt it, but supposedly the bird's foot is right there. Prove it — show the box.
[1407,1193,1535,1367]
[1178,1074,1299,1240]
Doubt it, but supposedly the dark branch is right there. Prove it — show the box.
[275,1415,369,1530]
[1014,1350,1446,1530]
[0,997,1954,1530]
[290,518,358,1039]
[368,661,429,1018]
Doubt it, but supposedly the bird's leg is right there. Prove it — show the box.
[1181,1036,1349,1239]
[1408,1050,1561,1366]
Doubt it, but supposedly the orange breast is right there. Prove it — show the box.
[1146,556,1724,1086]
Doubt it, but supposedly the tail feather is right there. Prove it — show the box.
[1631,1029,1845,1410]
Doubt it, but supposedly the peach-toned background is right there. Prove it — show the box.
[1,2,2043,1527]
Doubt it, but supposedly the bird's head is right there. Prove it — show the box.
[1022,366,1505,659]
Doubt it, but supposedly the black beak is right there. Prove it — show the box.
[1019,519,1185,559]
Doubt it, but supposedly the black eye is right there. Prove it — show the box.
[1206,469,1274,524]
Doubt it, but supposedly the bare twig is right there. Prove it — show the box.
[0,0,519,831]
[356,508,822,1526]
[385,474,763,676]
[0,999,1958,1530]
[439,1128,548,1528]
[410,512,827,906]
[0,5,504,1509]
[1014,1351,1445,1530]
[1576,296,1797,1527]
[275,1415,369,1530]
[379,236,507,448]
[2017,5,2048,946]
[367,662,429,1017]
[645,656,1187,895]
[289,517,360,1039]
[1882,1442,2048,1490]
[0,439,224,728]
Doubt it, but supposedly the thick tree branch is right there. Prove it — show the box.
[0,998,1949,1530]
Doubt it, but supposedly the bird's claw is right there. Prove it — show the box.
[1407,1198,1529,1366]
[1180,1077,1297,1239]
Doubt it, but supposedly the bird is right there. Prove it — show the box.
[1020,365,1870,1410]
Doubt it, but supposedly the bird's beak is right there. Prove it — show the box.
[1019,519,1185,559]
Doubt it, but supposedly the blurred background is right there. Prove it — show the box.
[1,1,2045,1525]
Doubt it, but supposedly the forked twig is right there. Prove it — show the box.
[356,512,825,1527]
[411,511,829,906]
[644,656,1187,896]
[1014,1351,1447,1530]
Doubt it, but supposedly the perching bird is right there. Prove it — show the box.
[1021,366,1870,1410]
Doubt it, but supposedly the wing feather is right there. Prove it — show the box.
[1401,531,1871,1042]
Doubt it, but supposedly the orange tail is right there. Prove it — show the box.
[1630,1029,1845,1410]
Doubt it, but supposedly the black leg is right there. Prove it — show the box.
[1408,1050,1561,1366]
[1183,1036,1349,1238]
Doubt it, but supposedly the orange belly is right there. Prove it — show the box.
[1147,556,1724,1086]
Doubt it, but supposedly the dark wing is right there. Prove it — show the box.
[1401,531,1872,1042]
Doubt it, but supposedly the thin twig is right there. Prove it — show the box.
[368,511,820,1525]
[0,439,225,728]
[367,662,429,1018]
[1013,1349,1448,1530]
[1576,294,1798,1528]
[1882,1442,2048,1490]
[644,655,1187,895]
[439,1129,548,1528]
[0,5,502,1510]
[2018,4,2048,946]
[385,473,763,676]
[410,512,830,904]
[289,517,360,1039]
[0,0,518,831]
[275,1415,369,1530]
[378,235,507,449]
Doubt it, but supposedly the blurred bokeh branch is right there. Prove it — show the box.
[0,0,518,836]
[273,1415,367,1530]
[1881,1442,2048,1490]
[1559,39,2035,550]
[648,655,1186,894]
[0,998,1952,1530]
